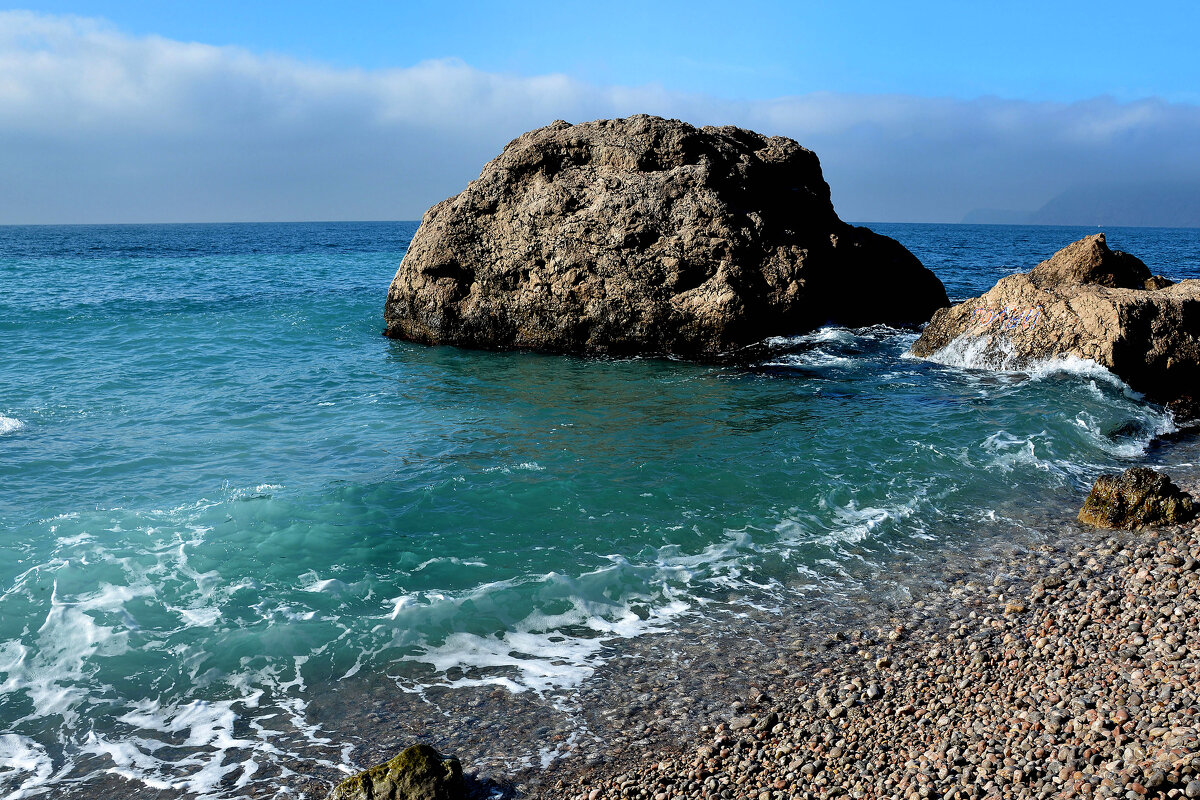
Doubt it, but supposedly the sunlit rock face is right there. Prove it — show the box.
[385,115,948,358]
[911,233,1200,402]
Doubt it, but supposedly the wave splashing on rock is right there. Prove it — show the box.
[910,233,1200,402]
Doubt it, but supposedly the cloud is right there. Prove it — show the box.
[1,11,1198,224]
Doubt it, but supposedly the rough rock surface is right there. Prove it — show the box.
[327,744,464,800]
[1170,396,1200,427]
[910,233,1200,401]
[1078,467,1197,530]
[384,115,948,358]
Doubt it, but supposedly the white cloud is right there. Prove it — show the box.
[1,10,1198,224]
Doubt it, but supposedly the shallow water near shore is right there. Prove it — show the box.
[1,221,1198,798]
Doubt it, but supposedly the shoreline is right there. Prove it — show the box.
[305,426,1200,800]
[528,453,1200,800]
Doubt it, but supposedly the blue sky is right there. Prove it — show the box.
[18,0,1200,102]
[2,2,1198,223]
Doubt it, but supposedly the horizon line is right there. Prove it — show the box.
[1,219,1198,231]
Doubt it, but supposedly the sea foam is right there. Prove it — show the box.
[0,734,54,799]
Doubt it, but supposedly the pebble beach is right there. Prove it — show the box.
[538,468,1200,800]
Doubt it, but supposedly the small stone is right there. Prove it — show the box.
[754,712,779,732]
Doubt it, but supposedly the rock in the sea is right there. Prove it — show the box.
[1169,395,1200,427]
[327,744,465,800]
[385,115,948,357]
[1078,467,1197,530]
[910,233,1200,401]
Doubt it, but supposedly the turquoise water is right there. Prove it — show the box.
[1,222,1197,797]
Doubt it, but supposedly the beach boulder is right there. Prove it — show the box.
[327,744,465,800]
[909,233,1200,401]
[384,115,948,358]
[1078,467,1197,530]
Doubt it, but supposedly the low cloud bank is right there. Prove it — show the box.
[2,11,1197,224]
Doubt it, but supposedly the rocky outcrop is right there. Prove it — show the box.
[327,744,465,800]
[1169,395,1200,427]
[385,115,948,358]
[909,233,1200,401]
[1078,467,1196,530]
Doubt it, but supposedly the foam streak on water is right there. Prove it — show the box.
[1,221,1197,797]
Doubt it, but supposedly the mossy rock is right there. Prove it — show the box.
[328,744,465,800]
[1078,467,1197,530]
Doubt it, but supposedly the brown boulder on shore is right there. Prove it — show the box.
[384,115,948,358]
[1078,467,1197,530]
[909,233,1200,401]
[327,744,465,800]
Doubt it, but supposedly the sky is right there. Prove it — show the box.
[2,1,1199,224]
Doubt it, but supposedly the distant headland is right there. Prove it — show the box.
[963,182,1200,228]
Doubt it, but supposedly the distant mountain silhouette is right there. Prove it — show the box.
[1030,183,1200,227]
[962,183,1200,228]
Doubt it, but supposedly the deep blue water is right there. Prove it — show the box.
[0,221,1197,798]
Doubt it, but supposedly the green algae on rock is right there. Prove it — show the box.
[327,744,465,800]
[1078,467,1197,530]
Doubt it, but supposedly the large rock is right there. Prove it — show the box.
[909,233,1200,401]
[327,744,465,800]
[1169,395,1200,427]
[1078,467,1196,530]
[384,115,948,357]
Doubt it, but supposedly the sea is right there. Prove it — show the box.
[1,222,1198,798]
